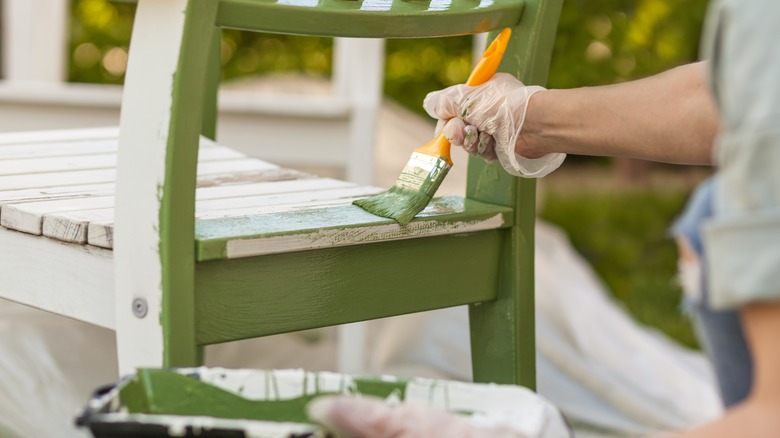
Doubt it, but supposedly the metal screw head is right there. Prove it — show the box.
[132,298,148,318]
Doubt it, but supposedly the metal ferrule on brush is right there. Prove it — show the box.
[395,152,452,198]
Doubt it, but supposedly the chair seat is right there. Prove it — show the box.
[0,127,512,262]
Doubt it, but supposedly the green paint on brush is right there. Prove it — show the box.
[353,152,451,225]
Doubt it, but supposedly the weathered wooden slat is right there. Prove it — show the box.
[0,168,309,206]
[194,167,308,188]
[50,185,381,246]
[0,154,117,176]
[0,158,277,191]
[0,146,246,176]
[1,195,116,235]
[0,126,119,146]
[2,177,343,236]
[85,218,116,249]
[43,209,115,244]
[0,131,510,263]
[194,185,378,213]
[0,127,223,149]
[196,197,513,261]
[0,183,116,205]
[0,139,117,160]
[1,171,304,242]
[0,169,117,192]
[195,177,350,201]
[87,192,509,255]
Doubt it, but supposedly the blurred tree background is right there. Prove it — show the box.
[69,0,709,109]
[68,0,711,348]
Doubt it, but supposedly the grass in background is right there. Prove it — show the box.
[539,167,704,349]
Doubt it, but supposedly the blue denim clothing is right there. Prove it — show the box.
[672,179,752,407]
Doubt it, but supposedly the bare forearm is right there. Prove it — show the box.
[520,62,719,165]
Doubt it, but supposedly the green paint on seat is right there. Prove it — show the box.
[195,196,513,261]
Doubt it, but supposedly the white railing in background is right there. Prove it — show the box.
[1,0,69,83]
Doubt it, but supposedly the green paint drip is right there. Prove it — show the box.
[354,152,451,225]
[120,370,410,426]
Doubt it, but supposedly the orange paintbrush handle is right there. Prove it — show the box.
[467,27,512,86]
[415,28,512,165]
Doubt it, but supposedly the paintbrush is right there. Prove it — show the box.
[354,28,512,225]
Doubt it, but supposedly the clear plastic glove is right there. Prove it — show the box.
[423,73,565,178]
[308,396,527,438]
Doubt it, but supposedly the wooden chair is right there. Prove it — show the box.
[0,0,562,390]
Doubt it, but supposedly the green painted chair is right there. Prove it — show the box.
[0,0,562,390]
[115,0,563,387]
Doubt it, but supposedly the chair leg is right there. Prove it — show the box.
[465,0,563,389]
[469,180,536,389]
[338,322,367,373]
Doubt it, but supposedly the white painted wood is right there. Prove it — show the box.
[87,218,116,249]
[12,177,352,244]
[0,157,332,245]
[114,0,190,373]
[43,208,114,244]
[0,164,294,206]
[0,126,119,146]
[473,33,489,65]
[0,146,245,176]
[0,176,341,210]
[194,185,376,212]
[198,159,279,173]
[226,213,506,258]
[47,185,381,248]
[0,139,117,159]
[338,322,368,374]
[1,195,115,235]
[1,0,69,83]
[0,183,116,204]
[195,186,383,218]
[0,153,117,176]
[0,127,220,148]
[0,226,115,330]
[96,199,341,247]
[195,177,351,201]
[0,158,274,191]
[0,169,117,191]
[334,38,385,185]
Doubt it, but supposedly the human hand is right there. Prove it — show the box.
[308,395,527,438]
[423,73,564,178]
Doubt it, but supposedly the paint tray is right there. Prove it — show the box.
[77,367,571,438]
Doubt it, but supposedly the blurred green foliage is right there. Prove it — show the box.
[68,0,709,109]
[551,0,709,88]
[68,0,135,83]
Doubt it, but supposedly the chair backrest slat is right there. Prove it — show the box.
[216,0,525,38]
